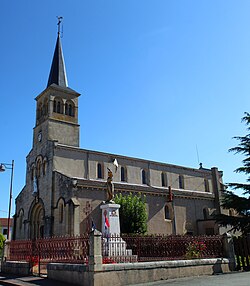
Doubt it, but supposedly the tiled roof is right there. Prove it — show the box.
[0,218,13,227]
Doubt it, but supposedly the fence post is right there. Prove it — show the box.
[88,229,103,272]
[222,233,236,270]
[3,240,10,261]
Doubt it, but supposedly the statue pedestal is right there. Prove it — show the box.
[100,203,121,236]
[100,203,137,262]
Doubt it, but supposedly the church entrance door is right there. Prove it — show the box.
[30,203,45,239]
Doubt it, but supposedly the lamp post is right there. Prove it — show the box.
[0,160,14,240]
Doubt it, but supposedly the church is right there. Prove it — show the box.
[13,26,225,240]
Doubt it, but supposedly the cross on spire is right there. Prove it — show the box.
[57,16,63,37]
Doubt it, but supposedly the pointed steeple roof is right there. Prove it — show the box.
[47,33,68,88]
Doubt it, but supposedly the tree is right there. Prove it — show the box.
[0,233,5,257]
[216,112,250,234]
[114,192,148,234]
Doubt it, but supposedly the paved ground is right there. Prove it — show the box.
[133,272,250,286]
[0,272,249,286]
[0,275,70,286]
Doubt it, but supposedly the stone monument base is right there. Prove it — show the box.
[100,202,136,262]
[100,203,121,236]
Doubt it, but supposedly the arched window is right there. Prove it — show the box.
[161,172,167,187]
[57,101,61,113]
[65,100,75,117]
[179,175,184,189]
[53,100,56,112]
[43,99,48,116]
[18,209,24,231]
[31,166,35,181]
[203,207,209,220]
[43,159,47,176]
[69,104,73,116]
[142,169,147,184]
[37,102,42,121]
[97,163,103,179]
[59,203,64,223]
[204,179,209,192]
[53,98,63,114]
[121,166,127,182]
[37,160,42,178]
[164,205,170,220]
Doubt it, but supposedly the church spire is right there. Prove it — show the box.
[47,17,68,88]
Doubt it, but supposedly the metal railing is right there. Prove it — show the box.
[7,234,224,267]
[121,234,223,262]
[8,234,89,264]
[101,234,224,263]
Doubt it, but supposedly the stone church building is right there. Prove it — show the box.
[13,29,224,240]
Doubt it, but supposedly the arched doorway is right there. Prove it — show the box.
[30,202,45,239]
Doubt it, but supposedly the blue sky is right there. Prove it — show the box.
[0,1,250,218]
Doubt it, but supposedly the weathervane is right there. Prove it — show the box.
[57,16,63,37]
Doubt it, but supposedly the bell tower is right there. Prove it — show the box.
[33,18,80,148]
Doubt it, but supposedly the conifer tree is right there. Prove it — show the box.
[216,112,250,234]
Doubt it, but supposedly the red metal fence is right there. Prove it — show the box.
[121,234,224,261]
[8,235,89,275]
[9,235,89,264]
[8,234,224,270]
[9,239,33,262]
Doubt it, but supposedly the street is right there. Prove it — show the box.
[0,272,249,286]
[133,272,250,286]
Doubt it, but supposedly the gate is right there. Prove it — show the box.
[8,235,89,276]
[233,236,250,271]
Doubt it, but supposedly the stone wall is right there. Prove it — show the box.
[47,263,91,286]
[53,145,215,192]
[2,261,30,276]
[2,232,236,285]
[14,139,223,239]
[47,258,234,286]
[47,231,236,285]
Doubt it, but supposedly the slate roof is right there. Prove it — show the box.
[47,34,68,87]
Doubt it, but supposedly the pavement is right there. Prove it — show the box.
[0,274,70,286]
[0,272,250,286]
[132,271,250,286]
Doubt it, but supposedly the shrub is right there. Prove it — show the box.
[114,192,147,234]
[0,233,6,257]
[185,240,206,259]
